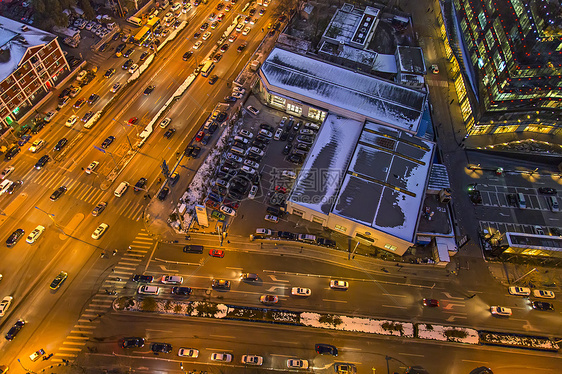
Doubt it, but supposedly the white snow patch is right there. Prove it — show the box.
[417,324,478,344]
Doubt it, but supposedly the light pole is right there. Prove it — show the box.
[112,117,134,150]
[34,206,67,235]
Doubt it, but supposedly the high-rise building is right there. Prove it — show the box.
[451,0,562,136]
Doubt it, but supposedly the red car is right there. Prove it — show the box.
[128,117,138,125]
[224,199,240,209]
[275,185,287,193]
[205,198,220,210]
[209,249,224,258]
[423,298,439,307]
[195,130,205,142]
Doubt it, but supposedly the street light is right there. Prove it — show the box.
[34,206,67,235]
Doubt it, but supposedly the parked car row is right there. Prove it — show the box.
[253,228,336,247]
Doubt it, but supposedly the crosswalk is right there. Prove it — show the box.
[6,162,146,221]
[53,230,154,363]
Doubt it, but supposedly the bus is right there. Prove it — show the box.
[147,16,161,30]
[134,26,151,45]
[200,61,215,77]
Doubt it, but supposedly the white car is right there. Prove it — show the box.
[264,214,279,223]
[247,147,264,157]
[238,129,253,139]
[220,205,236,216]
[66,115,78,127]
[0,180,13,195]
[258,129,272,138]
[330,280,349,290]
[44,111,57,122]
[111,82,122,93]
[85,161,99,174]
[490,306,512,316]
[160,117,172,128]
[161,275,183,284]
[91,223,108,240]
[274,127,283,140]
[171,3,181,12]
[248,185,258,199]
[0,296,13,317]
[533,289,555,299]
[282,170,297,179]
[256,228,272,235]
[29,139,45,153]
[241,165,257,175]
[129,64,139,74]
[138,285,160,295]
[246,105,260,115]
[1,166,14,180]
[291,287,311,296]
[202,31,212,40]
[178,348,199,358]
[211,353,232,362]
[226,153,243,163]
[508,286,531,296]
[242,26,251,35]
[287,359,309,369]
[241,355,263,366]
[26,225,45,244]
[193,41,202,49]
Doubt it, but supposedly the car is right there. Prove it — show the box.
[258,129,273,138]
[532,301,554,311]
[29,139,45,153]
[335,363,357,374]
[49,185,67,201]
[282,144,293,155]
[172,287,193,296]
[91,223,108,239]
[6,229,24,247]
[0,296,13,316]
[49,271,68,290]
[287,359,309,369]
[260,294,278,304]
[211,353,232,362]
[122,337,145,348]
[508,286,531,296]
[211,210,226,221]
[26,225,45,244]
[88,93,100,105]
[330,280,349,290]
[85,161,99,174]
[5,146,21,160]
[248,185,259,199]
[82,111,94,122]
[242,355,263,366]
[5,319,25,340]
[209,249,225,258]
[295,143,310,152]
[220,205,236,216]
[0,166,14,180]
[66,115,78,127]
[183,51,193,60]
[291,287,311,296]
[538,187,557,195]
[211,279,230,289]
[144,85,155,95]
[242,26,251,35]
[195,130,205,142]
[237,42,248,52]
[183,245,204,254]
[102,136,115,148]
[490,306,512,316]
[132,274,153,283]
[246,105,260,115]
[92,201,107,216]
[315,343,338,356]
[111,82,122,93]
[151,343,173,354]
[193,40,203,50]
[228,33,237,43]
[264,214,279,223]
[6,180,22,195]
[178,348,199,357]
[128,64,139,74]
[54,138,68,151]
[274,127,283,140]
[161,275,183,284]
[430,64,439,74]
[532,289,555,299]
[104,68,115,78]
[73,98,86,108]
[164,128,176,138]
[127,117,138,125]
[241,273,259,281]
[208,74,219,84]
[0,180,13,195]
[157,187,170,201]
[423,298,439,307]
[140,51,149,61]
[297,135,314,144]
[275,185,288,194]
[138,285,160,295]
[123,47,134,58]
[213,53,222,63]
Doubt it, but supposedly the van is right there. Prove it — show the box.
[183,245,204,253]
[230,146,245,156]
[298,234,316,243]
[548,196,559,212]
[233,135,249,144]
[127,16,142,26]
[516,193,526,209]
[114,181,129,197]
[138,285,160,295]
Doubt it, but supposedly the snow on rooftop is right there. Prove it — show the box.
[289,115,363,214]
[373,53,398,74]
[0,16,56,82]
[332,122,434,242]
[261,48,426,131]
[323,8,362,44]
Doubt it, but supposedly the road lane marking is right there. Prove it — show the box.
[461,360,489,364]
[226,267,243,270]
[272,341,299,345]
[399,353,424,357]
[210,335,235,339]
[323,299,347,303]
[382,304,407,309]
[383,293,407,298]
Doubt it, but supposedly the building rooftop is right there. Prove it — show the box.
[261,48,427,132]
[0,16,57,82]
[396,46,425,74]
[289,116,435,243]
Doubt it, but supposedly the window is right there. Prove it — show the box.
[308,107,326,122]
[271,95,286,108]
[287,103,302,116]
[292,209,304,217]
[334,225,347,233]
[355,233,374,243]
[312,216,325,225]
[384,244,397,251]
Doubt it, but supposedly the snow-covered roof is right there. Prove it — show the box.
[374,53,398,74]
[396,46,425,74]
[289,117,434,243]
[261,48,426,131]
[0,16,56,82]
[323,8,363,44]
